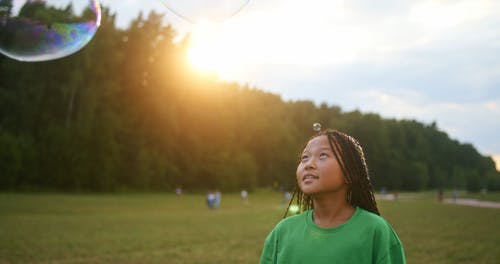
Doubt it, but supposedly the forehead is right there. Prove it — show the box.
[303,135,332,152]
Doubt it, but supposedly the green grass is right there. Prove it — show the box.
[379,193,500,264]
[1,190,499,263]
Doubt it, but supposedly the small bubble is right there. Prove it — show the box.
[289,204,299,214]
[313,123,322,132]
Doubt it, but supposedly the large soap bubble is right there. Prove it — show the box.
[0,0,101,62]
[160,0,250,23]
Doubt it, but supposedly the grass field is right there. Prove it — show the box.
[1,190,499,263]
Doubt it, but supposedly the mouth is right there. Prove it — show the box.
[302,174,319,182]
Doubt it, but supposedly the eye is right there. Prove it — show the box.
[300,154,309,161]
[319,152,329,158]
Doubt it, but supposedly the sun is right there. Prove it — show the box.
[183,1,381,81]
[186,22,237,76]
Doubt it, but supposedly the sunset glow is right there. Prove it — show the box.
[186,22,237,75]
[185,2,371,79]
[179,0,500,159]
[493,155,500,171]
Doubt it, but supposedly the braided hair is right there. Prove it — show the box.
[284,129,380,217]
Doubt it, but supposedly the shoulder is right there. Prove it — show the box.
[275,211,308,229]
[355,209,405,263]
[356,208,402,242]
[356,208,392,228]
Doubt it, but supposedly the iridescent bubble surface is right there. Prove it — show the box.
[0,0,101,62]
[160,0,250,23]
[313,123,322,132]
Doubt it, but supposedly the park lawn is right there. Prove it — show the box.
[379,193,500,264]
[0,190,499,264]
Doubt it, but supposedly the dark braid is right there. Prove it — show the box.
[283,185,312,218]
[284,129,379,217]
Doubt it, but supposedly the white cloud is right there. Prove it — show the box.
[408,0,496,31]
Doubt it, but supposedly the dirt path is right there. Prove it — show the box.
[376,193,500,209]
[443,198,500,209]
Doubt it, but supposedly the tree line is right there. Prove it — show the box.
[1,6,499,192]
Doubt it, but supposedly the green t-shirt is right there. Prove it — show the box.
[260,207,405,264]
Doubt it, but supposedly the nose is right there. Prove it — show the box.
[304,157,316,170]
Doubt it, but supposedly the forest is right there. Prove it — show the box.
[1,5,499,193]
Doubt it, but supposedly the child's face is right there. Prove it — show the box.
[296,135,347,196]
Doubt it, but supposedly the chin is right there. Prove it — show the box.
[299,187,317,196]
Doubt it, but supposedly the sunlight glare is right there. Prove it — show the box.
[187,21,238,75]
[185,1,371,80]
[184,0,497,81]
[492,155,500,171]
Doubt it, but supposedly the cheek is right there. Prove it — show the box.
[334,166,347,183]
[295,165,302,181]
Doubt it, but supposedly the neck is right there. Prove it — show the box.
[311,192,355,228]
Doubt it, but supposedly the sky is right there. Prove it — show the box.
[99,0,500,170]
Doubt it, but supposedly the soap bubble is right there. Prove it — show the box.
[289,204,299,214]
[0,0,101,62]
[313,123,322,132]
[160,0,250,23]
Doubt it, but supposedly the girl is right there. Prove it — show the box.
[260,129,405,264]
